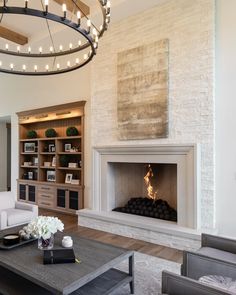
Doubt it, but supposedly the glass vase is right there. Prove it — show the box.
[38,234,54,250]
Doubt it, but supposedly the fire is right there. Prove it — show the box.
[144,164,158,201]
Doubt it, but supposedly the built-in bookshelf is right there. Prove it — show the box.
[17,101,85,214]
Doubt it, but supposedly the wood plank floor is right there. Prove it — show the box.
[40,209,183,263]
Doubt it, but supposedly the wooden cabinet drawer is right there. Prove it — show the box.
[38,192,54,201]
[38,199,54,208]
[38,185,55,193]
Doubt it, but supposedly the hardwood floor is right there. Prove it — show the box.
[40,209,183,263]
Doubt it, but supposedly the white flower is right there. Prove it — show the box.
[22,216,64,240]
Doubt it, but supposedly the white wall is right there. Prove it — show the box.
[0,67,91,204]
[90,0,215,230]
[0,123,7,191]
[216,0,236,237]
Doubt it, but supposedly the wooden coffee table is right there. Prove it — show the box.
[0,227,134,295]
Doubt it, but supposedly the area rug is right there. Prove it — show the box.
[113,252,181,295]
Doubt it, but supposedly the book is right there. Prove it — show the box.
[43,249,76,265]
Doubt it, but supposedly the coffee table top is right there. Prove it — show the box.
[0,226,133,295]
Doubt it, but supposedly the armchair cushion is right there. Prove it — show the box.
[5,208,34,227]
[198,247,236,264]
[0,192,15,210]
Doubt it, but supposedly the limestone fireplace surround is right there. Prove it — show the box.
[79,144,202,250]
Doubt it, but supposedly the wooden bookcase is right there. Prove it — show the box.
[17,101,85,215]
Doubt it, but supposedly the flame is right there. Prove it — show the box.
[144,164,158,201]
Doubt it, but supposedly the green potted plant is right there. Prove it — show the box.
[60,155,69,167]
[66,126,79,136]
[27,130,37,139]
[45,128,57,138]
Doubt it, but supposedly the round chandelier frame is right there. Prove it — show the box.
[0,0,111,75]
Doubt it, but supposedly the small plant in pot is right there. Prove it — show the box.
[66,126,79,137]
[27,130,37,139]
[45,128,57,138]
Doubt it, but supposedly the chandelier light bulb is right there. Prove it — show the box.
[0,61,2,67]
[87,19,91,33]
[28,46,31,54]
[17,46,20,53]
[57,63,60,70]
[34,65,38,72]
[10,63,14,70]
[25,0,28,9]
[84,53,88,60]
[95,36,99,43]
[69,43,73,50]
[44,0,49,13]
[5,44,9,50]
[62,4,67,19]
[77,11,81,26]
[67,61,71,68]
[50,46,53,53]
[45,65,49,71]
[106,1,111,14]
[22,65,26,71]
[39,47,42,54]
[78,40,82,47]
[59,45,63,51]
[75,58,79,64]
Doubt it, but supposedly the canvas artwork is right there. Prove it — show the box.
[117,39,169,140]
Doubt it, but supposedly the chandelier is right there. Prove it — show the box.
[0,0,110,75]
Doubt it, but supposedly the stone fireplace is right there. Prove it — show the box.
[79,144,202,250]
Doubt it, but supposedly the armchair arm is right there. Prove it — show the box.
[162,271,231,295]
[202,234,236,254]
[15,202,38,217]
[182,251,236,281]
[0,211,7,230]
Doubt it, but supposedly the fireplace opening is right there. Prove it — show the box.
[112,163,177,222]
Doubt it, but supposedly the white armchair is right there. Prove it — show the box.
[0,191,38,230]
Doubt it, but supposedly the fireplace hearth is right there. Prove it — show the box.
[113,197,177,222]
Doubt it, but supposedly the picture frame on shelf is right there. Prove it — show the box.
[47,170,56,182]
[52,157,56,167]
[48,144,56,153]
[24,142,36,153]
[64,144,72,152]
[28,171,34,180]
[44,162,51,167]
[65,173,73,184]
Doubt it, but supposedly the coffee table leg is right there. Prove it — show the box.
[129,254,134,294]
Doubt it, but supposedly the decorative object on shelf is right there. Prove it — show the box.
[0,1,111,76]
[45,128,57,138]
[68,163,78,168]
[65,143,72,152]
[32,157,39,166]
[62,236,73,248]
[52,157,56,167]
[47,170,56,182]
[44,162,51,167]
[24,142,36,153]
[26,130,37,139]
[20,216,64,250]
[48,144,56,152]
[71,179,80,185]
[3,234,20,246]
[60,155,69,167]
[65,173,73,184]
[23,161,32,166]
[66,126,79,137]
[117,39,169,140]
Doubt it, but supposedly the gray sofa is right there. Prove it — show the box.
[0,191,38,230]
[161,271,232,295]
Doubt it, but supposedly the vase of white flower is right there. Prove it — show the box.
[38,234,54,250]
[20,216,64,250]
